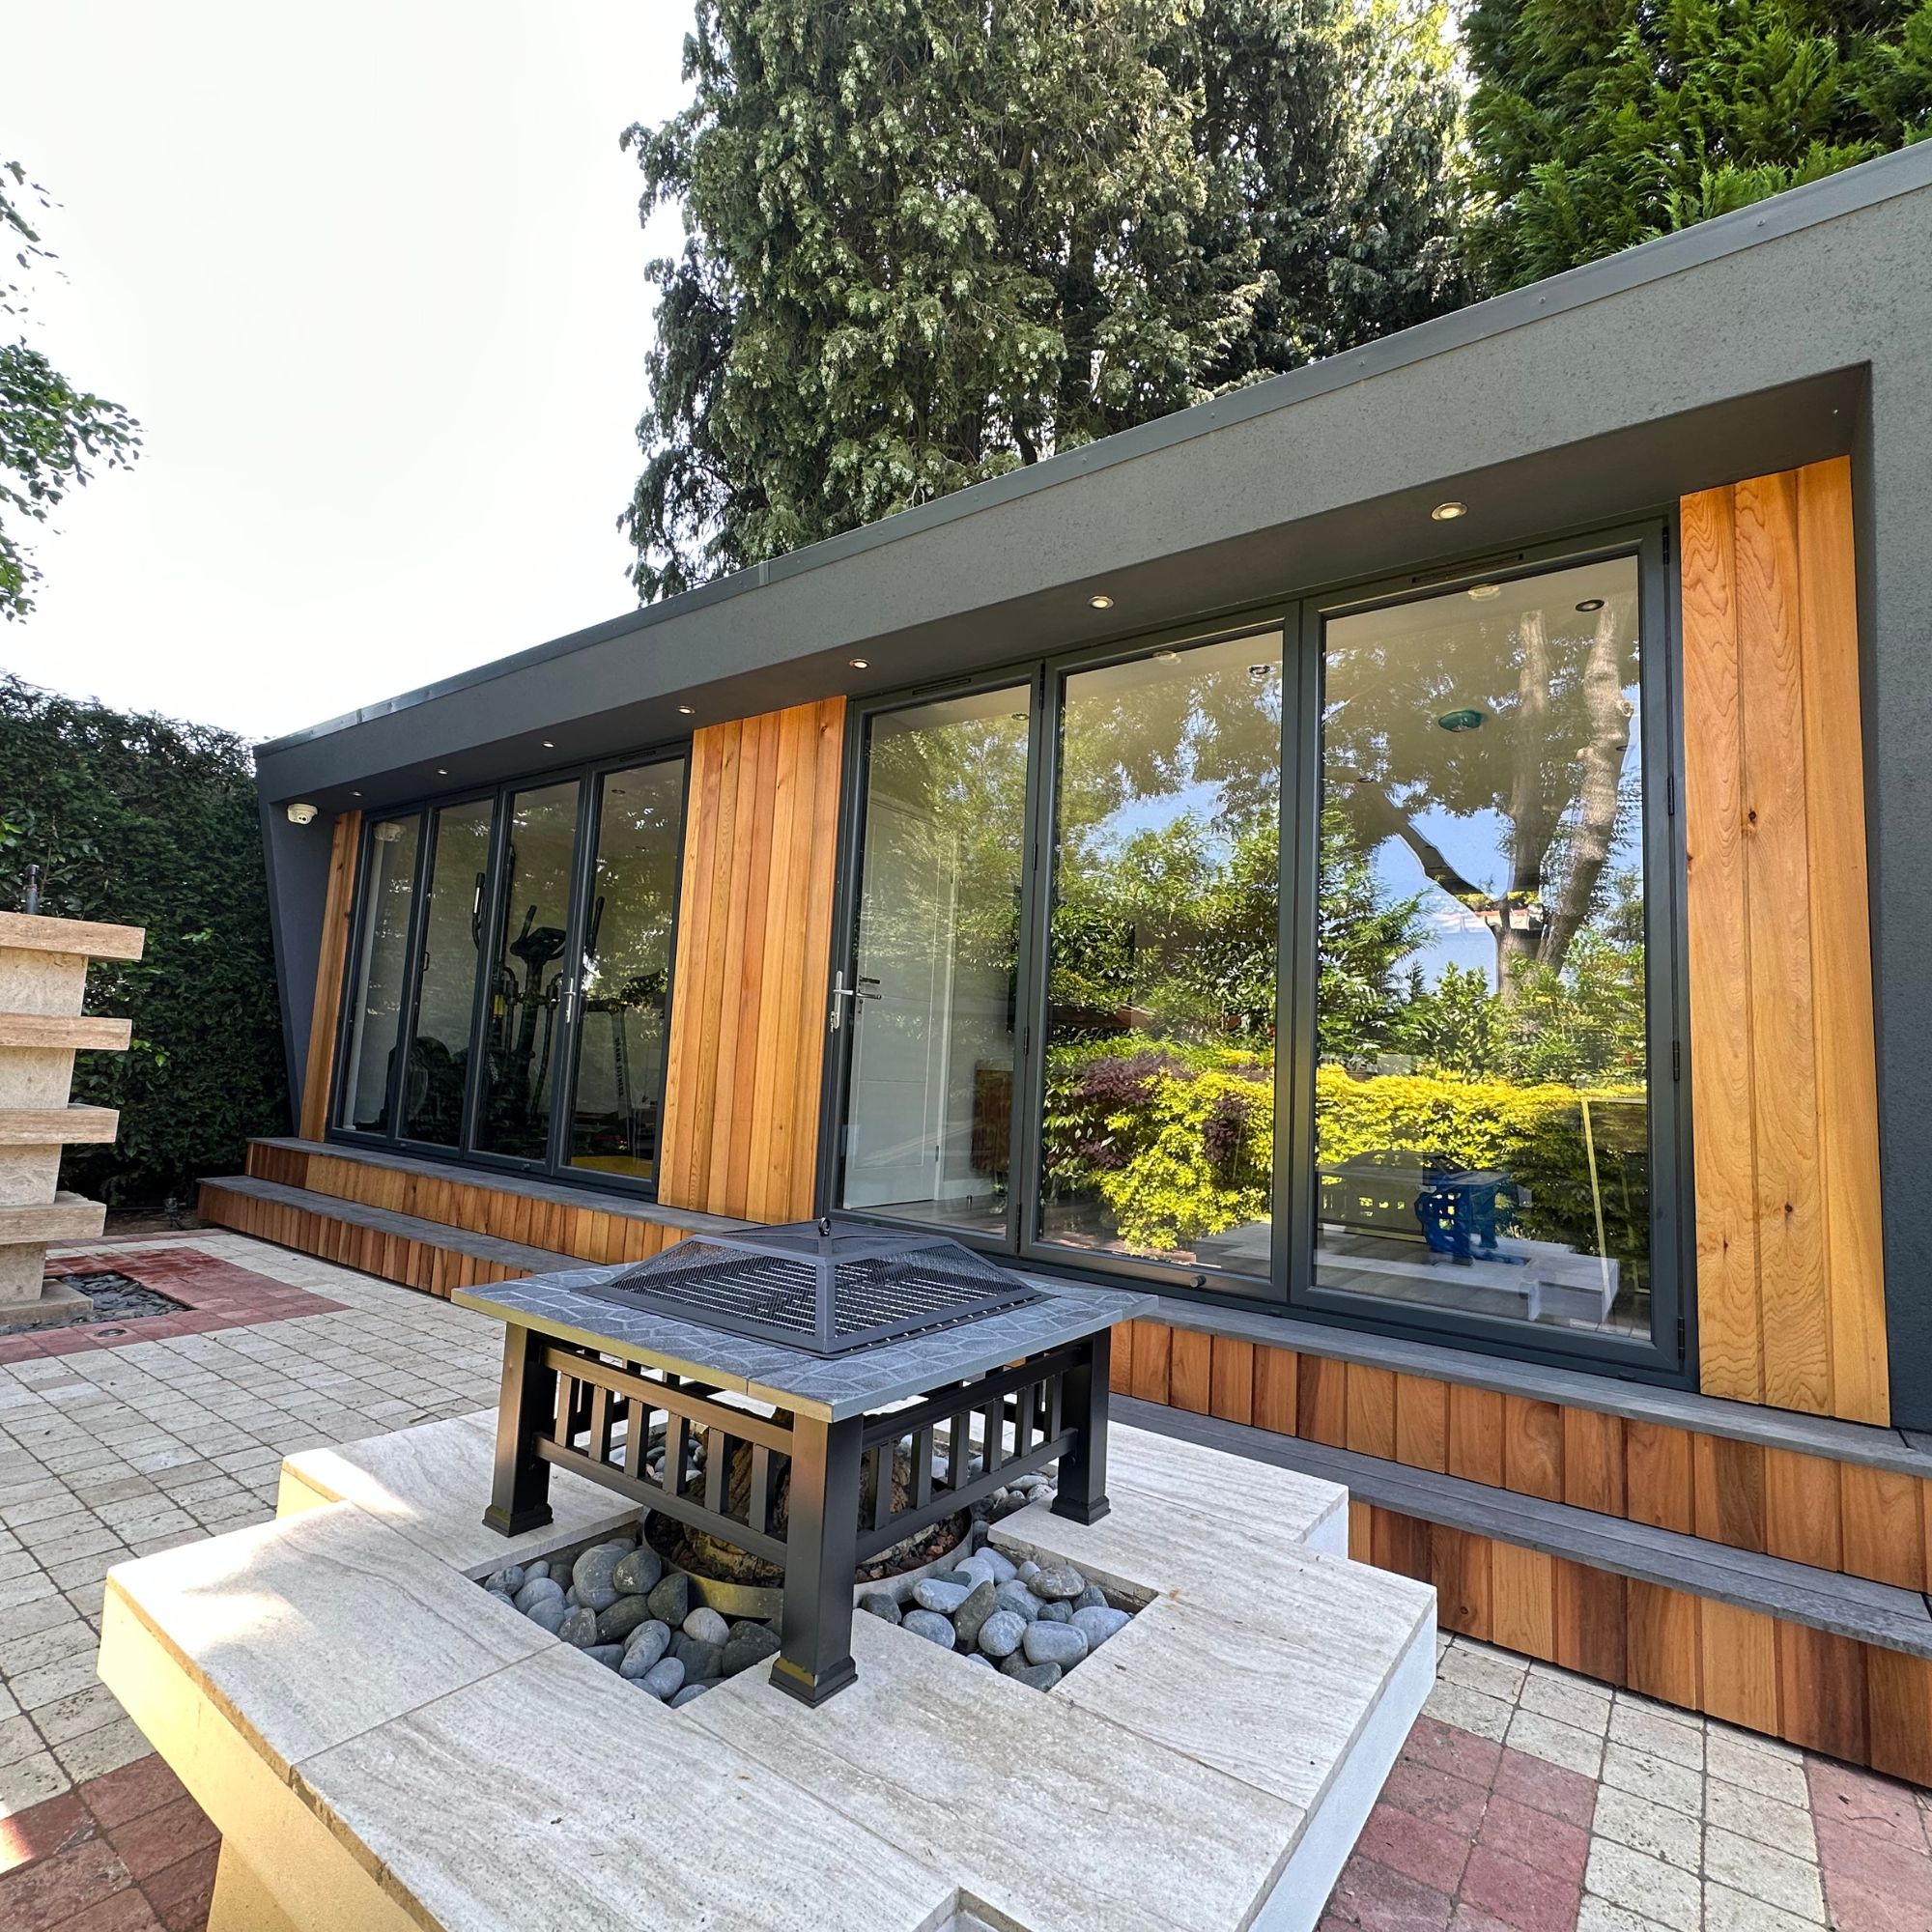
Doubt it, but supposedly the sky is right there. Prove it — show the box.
[1,2,691,744]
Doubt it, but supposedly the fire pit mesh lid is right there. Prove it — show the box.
[568,1218,1044,1356]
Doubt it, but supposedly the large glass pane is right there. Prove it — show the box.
[475,781,581,1160]
[566,760,685,1181]
[401,799,495,1145]
[1315,557,1651,1341]
[839,688,1030,1233]
[1037,633,1283,1275]
[336,815,420,1134]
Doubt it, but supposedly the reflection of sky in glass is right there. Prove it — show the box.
[1102,773,1228,848]
[1332,559,1642,994]
[1071,637,1281,856]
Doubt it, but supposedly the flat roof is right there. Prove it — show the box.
[257,140,1932,809]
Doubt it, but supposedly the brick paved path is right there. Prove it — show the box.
[0,1234,1925,1930]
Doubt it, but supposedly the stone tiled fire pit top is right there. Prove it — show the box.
[454,1265,1152,1421]
[99,1411,1436,1932]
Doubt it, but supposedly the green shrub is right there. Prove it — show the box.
[1316,1065,1650,1279]
[0,675,286,1207]
[1042,1033,1647,1272]
[1043,1037,1274,1251]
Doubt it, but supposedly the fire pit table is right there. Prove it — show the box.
[454,1220,1151,1708]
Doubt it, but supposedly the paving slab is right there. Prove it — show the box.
[1047,1559,1435,1814]
[682,1607,1306,1932]
[101,1501,552,1771]
[277,1409,638,1576]
[303,1641,952,1932]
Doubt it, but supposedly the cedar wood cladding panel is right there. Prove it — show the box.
[297,810,360,1142]
[1115,1321,1932,1594]
[1345,1496,1932,1786]
[656,696,846,1223]
[1119,1318,1932,1779]
[1681,459,1888,1423]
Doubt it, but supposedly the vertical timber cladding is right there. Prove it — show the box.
[657,696,846,1222]
[297,810,361,1141]
[1681,458,1889,1423]
[1345,1498,1932,1786]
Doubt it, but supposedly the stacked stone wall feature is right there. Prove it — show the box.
[0,912,143,1325]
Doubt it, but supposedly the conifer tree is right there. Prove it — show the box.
[1464,0,1932,289]
[623,0,1463,599]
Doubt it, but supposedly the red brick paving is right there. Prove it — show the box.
[1817,1803,1932,1932]
[6,1698,1932,1931]
[0,1248,344,1363]
[1323,1729,1596,1932]
[0,1757,211,1932]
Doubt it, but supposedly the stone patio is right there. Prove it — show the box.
[1,1232,1928,1931]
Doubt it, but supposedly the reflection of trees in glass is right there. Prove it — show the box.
[1040,646,1284,1260]
[581,775,684,1017]
[864,707,1029,981]
[1324,592,1639,993]
[1050,652,1281,1049]
[1395,871,1646,1086]
[838,604,1653,1275]
[1317,574,1652,1295]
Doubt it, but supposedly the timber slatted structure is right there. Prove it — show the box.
[212,151,1932,1784]
[1682,459,1888,1423]
[657,696,845,1224]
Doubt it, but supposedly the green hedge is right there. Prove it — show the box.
[0,675,287,1207]
[1041,1034,1648,1272]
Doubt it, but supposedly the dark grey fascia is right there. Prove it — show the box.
[255,139,1931,814]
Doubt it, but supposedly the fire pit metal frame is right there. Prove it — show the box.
[483,1315,1115,1707]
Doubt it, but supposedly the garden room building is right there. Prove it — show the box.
[216,143,1932,1780]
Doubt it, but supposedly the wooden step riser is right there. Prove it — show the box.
[1351,1497,1932,1786]
[242,1143,689,1266]
[198,1181,535,1302]
[1113,1319,1932,1598]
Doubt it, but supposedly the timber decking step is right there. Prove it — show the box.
[1140,1293,1932,1481]
[1120,1394,1932,1662]
[199,1175,583,1280]
[243,1137,753,1240]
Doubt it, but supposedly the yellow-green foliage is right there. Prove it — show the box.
[1044,1036,1648,1266]
[1314,1065,1640,1167]
[1088,1065,1273,1253]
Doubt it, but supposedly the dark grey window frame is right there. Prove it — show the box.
[818,517,1692,1386]
[326,743,692,1204]
[1285,522,1690,1380]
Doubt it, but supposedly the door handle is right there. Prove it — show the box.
[829,970,883,1031]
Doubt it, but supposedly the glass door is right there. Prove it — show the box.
[833,684,1034,1236]
[331,753,690,1194]
[398,797,495,1147]
[1298,548,1675,1363]
[473,781,584,1164]
[335,815,420,1136]
[1029,630,1285,1284]
[559,759,687,1183]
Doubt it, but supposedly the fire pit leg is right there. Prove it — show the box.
[1050,1329,1113,1525]
[484,1322,555,1536]
[769,1412,863,1706]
